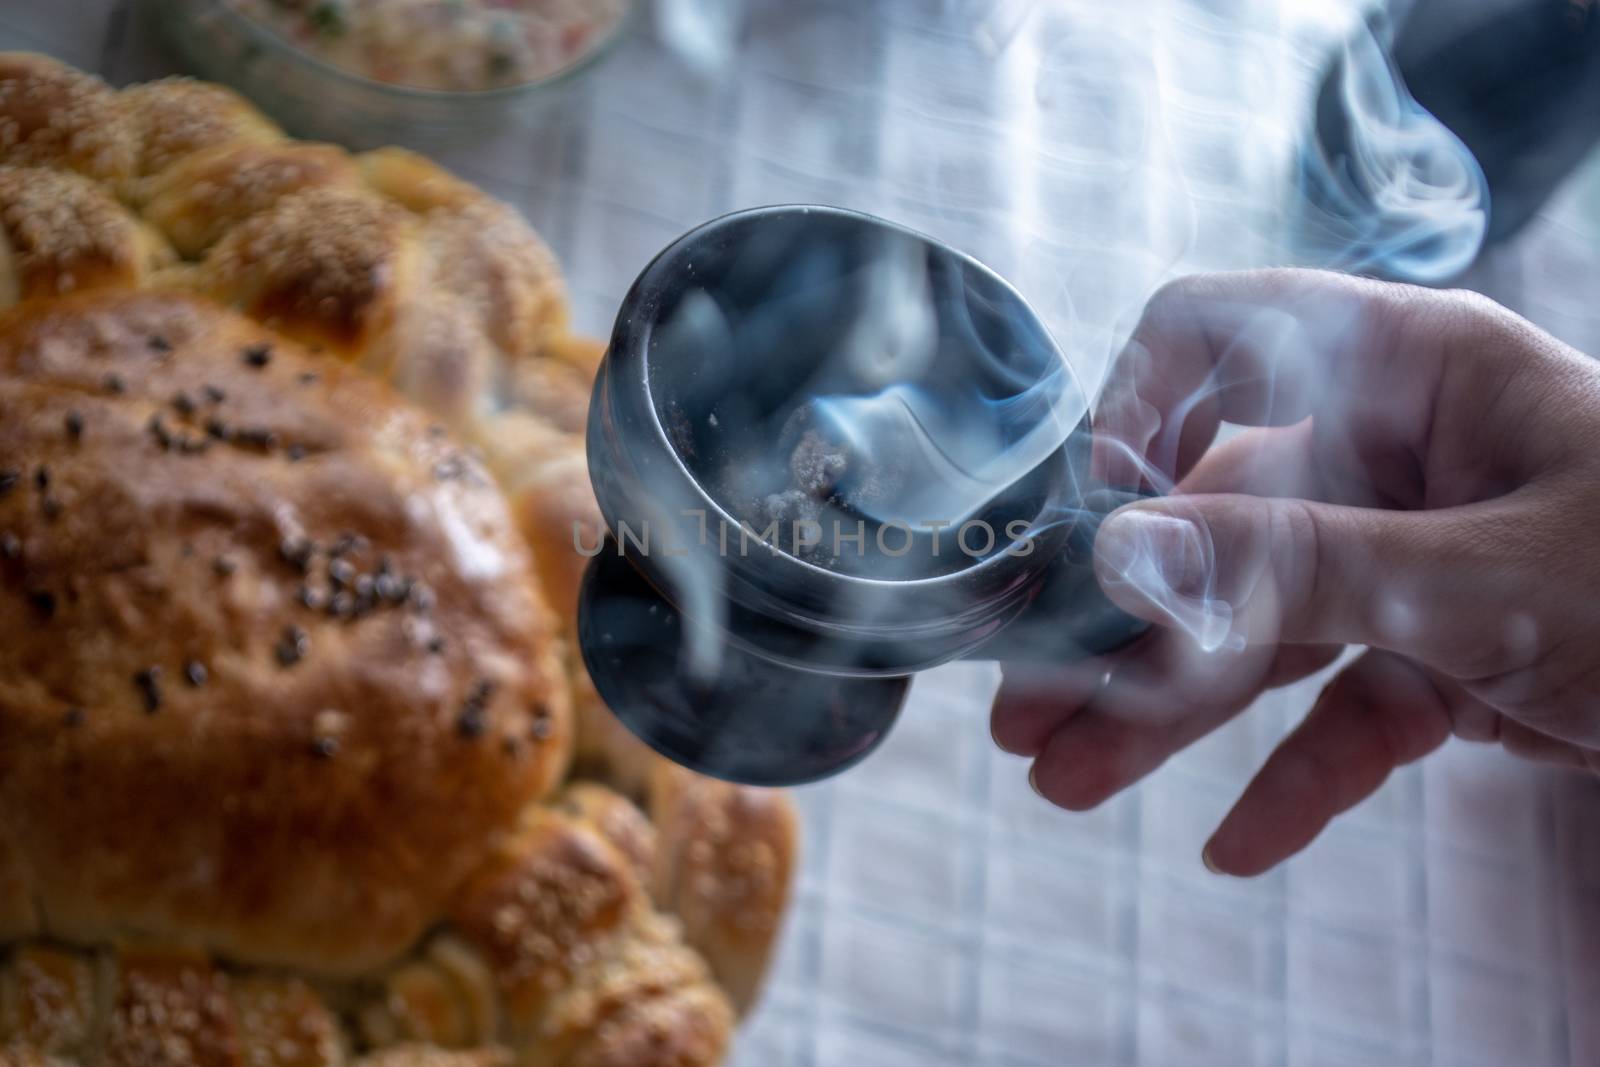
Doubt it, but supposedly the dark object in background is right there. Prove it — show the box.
[1315,0,1600,256]
[579,206,1150,786]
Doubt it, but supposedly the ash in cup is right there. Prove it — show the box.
[700,389,1055,576]
[709,402,912,570]
[651,209,1085,579]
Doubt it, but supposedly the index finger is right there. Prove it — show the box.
[1090,269,1431,489]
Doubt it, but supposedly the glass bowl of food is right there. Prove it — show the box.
[141,0,637,147]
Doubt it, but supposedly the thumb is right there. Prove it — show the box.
[1092,494,1513,662]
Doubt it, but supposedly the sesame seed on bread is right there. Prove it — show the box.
[0,54,138,189]
[0,289,573,973]
[0,52,796,1067]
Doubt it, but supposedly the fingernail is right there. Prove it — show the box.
[991,717,1024,756]
[1096,507,1206,598]
[1201,842,1223,875]
[993,725,1038,758]
[1027,763,1044,799]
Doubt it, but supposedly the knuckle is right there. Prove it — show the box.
[1265,497,1325,636]
[1367,693,1434,768]
[1346,653,1449,767]
[1145,275,1205,319]
[1429,284,1506,326]
[1040,719,1168,810]
[1271,742,1343,812]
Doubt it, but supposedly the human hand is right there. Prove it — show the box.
[991,269,1600,875]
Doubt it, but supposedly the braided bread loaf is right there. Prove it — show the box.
[0,52,796,1065]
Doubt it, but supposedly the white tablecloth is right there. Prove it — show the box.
[7,1,1600,1063]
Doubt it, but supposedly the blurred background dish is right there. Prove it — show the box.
[137,0,636,146]
[222,0,630,91]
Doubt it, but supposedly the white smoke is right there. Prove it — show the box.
[1293,11,1488,281]
[623,3,1492,675]
[789,12,1489,654]
[653,0,745,76]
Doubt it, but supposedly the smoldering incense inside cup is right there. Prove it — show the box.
[704,400,1022,576]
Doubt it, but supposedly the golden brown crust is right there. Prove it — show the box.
[648,769,799,1016]
[139,143,361,259]
[105,948,241,1067]
[2,944,348,1067]
[475,411,601,627]
[0,1046,70,1067]
[355,150,484,216]
[540,335,607,377]
[447,808,638,1035]
[365,960,474,1050]
[564,985,732,1067]
[0,290,571,973]
[446,808,731,1066]
[351,934,509,1052]
[0,946,95,1059]
[118,78,281,180]
[230,975,344,1067]
[467,395,660,817]
[560,784,658,888]
[357,148,566,366]
[417,203,566,365]
[384,294,496,430]
[353,1047,506,1067]
[417,937,499,1050]
[566,662,662,802]
[0,838,29,944]
[0,55,136,188]
[0,167,174,305]
[471,394,798,1019]
[543,919,729,1067]
[502,356,594,436]
[199,188,420,367]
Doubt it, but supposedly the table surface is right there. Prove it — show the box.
[6,1,1600,1065]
